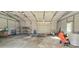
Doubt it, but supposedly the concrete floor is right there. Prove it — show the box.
[0,35,78,48]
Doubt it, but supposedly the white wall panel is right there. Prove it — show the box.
[15,21,20,34]
[51,21,57,32]
[61,19,67,34]
[8,20,16,35]
[74,14,79,32]
[37,22,51,33]
[0,18,7,29]
[8,20,16,29]
[57,21,61,32]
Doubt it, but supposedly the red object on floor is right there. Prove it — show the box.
[58,32,67,43]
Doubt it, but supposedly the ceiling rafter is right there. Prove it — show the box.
[1,11,21,22]
[6,11,26,22]
[57,11,72,22]
[58,11,72,20]
[0,16,18,21]
[0,16,11,21]
[17,11,32,24]
[31,11,38,22]
[0,11,8,16]
[30,11,39,28]
[20,12,32,24]
[0,12,20,22]
[43,11,45,20]
[3,11,21,21]
[50,11,57,22]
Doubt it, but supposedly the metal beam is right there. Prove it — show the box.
[21,12,32,24]
[43,11,45,20]
[31,11,38,26]
[57,11,79,22]
[50,11,57,22]
[11,13,27,22]
[18,11,32,24]
[57,11,72,22]
[1,11,20,22]
[2,11,27,23]
[0,12,20,22]
[31,11,38,22]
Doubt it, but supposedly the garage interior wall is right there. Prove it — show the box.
[8,20,16,35]
[15,21,20,34]
[31,21,37,33]
[74,14,79,33]
[37,22,51,33]
[51,21,57,32]
[0,16,34,35]
[57,13,79,35]
[61,19,67,34]
[0,17,20,35]
[0,18,7,29]
[57,16,73,34]
[36,21,57,34]
[57,20,66,33]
